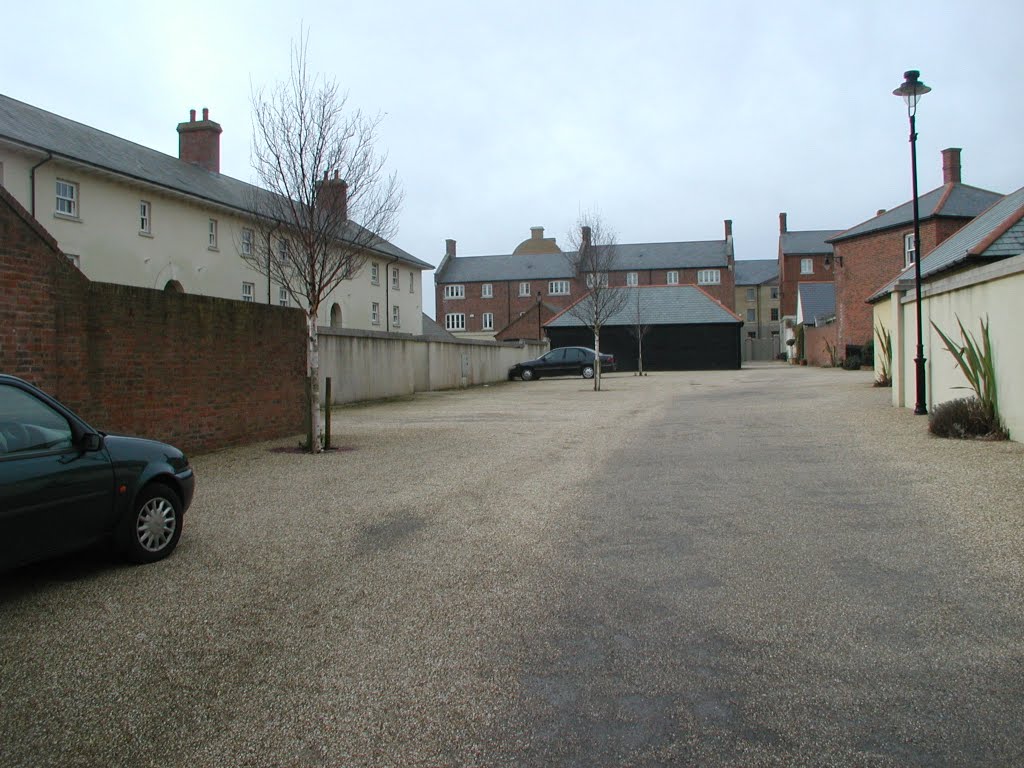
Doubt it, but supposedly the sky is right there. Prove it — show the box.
[6,0,1024,319]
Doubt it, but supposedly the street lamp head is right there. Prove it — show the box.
[893,70,931,114]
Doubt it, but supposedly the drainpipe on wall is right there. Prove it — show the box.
[385,258,399,332]
[29,152,53,217]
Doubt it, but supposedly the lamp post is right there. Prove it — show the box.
[893,69,931,415]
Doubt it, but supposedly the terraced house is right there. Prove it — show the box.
[435,222,737,341]
[0,94,430,333]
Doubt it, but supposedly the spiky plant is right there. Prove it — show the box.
[874,323,892,386]
[931,315,1005,436]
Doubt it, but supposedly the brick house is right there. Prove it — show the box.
[434,222,737,341]
[827,148,1002,356]
[777,212,842,320]
[733,259,780,360]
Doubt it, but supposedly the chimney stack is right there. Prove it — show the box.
[942,147,962,184]
[779,212,788,234]
[317,170,348,220]
[724,219,733,239]
[177,107,222,173]
[581,225,592,248]
[445,239,457,258]
[877,209,887,216]
[530,226,544,240]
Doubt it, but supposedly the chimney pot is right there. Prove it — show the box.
[202,107,209,121]
[877,209,887,216]
[779,212,788,234]
[189,108,196,122]
[177,107,223,173]
[334,170,340,180]
[942,147,962,184]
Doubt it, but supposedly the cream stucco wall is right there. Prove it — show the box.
[0,146,423,333]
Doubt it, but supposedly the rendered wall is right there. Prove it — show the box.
[803,323,838,367]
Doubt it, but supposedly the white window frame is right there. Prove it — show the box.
[746,287,756,302]
[208,219,218,249]
[391,267,400,290]
[277,238,290,264]
[444,284,465,300]
[445,312,466,331]
[371,262,380,285]
[770,307,780,322]
[585,273,609,289]
[800,258,813,275]
[242,282,254,302]
[904,233,916,267]
[482,312,494,331]
[548,280,570,295]
[371,301,380,325]
[55,179,78,218]
[278,287,289,307]
[392,305,400,327]
[409,271,415,293]
[139,200,151,235]
[666,271,679,285]
[770,286,779,299]
[518,282,531,297]
[626,272,638,286]
[241,228,253,256]
[481,283,493,298]
[698,269,721,285]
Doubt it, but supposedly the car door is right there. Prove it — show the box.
[539,348,566,376]
[0,383,115,568]
[564,347,586,374]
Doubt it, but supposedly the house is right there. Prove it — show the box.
[0,94,431,334]
[777,213,842,321]
[733,259,780,360]
[828,148,1002,358]
[796,282,836,328]
[434,222,737,340]
[869,184,1024,438]
[545,285,743,370]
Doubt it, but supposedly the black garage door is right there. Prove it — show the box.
[546,324,741,371]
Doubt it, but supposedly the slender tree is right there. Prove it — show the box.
[563,214,629,391]
[627,287,651,375]
[243,32,403,452]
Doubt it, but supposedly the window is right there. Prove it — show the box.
[392,305,400,327]
[746,308,756,322]
[371,262,380,285]
[481,283,493,298]
[482,312,494,330]
[747,331,757,339]
[444,284,465,300]
[519,282,530,297]
[208,219,218,249]
[585,273,609,289]
[746,288,756,301]
[277,238,290,264]
[371,302,380,325]
[548,280,570,295]
[770,286,779,299]
[698,269,721,285]
[278,287,289,307]
[0,384,73,455]
[904,233,916,267]
[241,228,253,256]
[55,180,78,217]
[391,268,400,290]
[770,308,780,322]
[626,272,638,286]
[667,271,679,285]
[242,282,254,302]
[409,272,415,293]
[800,258,813,274]
[445,312,466,331]
[139,201,151,234]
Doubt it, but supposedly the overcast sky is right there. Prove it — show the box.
[7,0,1023,318]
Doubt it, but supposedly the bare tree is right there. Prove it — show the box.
[564,214,629,391]
[243,32,403,452]
[627,287,651,376]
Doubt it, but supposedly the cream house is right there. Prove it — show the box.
[0,94,429,333]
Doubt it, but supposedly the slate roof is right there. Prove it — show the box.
[797,282,836,325]
[436,240,730,283]
[545,286,741,328]
[734,259,778,285]
[829,184,1003,244]
[0,93,430,269]
[420,313,456,341]
[868,186,1024,302]
[780,230,842,255]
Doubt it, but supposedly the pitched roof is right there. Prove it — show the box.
[868,186,1024,302]
[734,259,778,285]
[780,230,842,255]
[797,282,835,325]
[420,313,456,341]
[436,240,730,283]
[830,183,1003,244]
[0,93,431,269]
[545,285,741,328]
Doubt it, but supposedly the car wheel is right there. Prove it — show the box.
[521,368,536,381]
[119,483,183,564]
[582,365,595,379]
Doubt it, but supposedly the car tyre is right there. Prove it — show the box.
[582,365,595,379]
[119,483,183,564]
[521,368,536,381]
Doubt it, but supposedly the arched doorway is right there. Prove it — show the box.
[330,303,342,327]
[164,280,184,293]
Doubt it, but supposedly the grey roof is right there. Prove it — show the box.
[420,313,456,341]
[734,259,778,285]
[780,230,842,255]
[0,93,430,269]
[830,184,1003,243]
[436,240,729,283]
[869,186,1024,301]
[545,286,741,328]
[797,282,836,325]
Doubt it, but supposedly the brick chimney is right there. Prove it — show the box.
[581,225,592,248]
[530,226,544,240]
[942,147,962,184]
[724,219,733,239]
[177,108,222,173]
[779,212,788,234]
[445,239,457,258]
[318,170,348,220]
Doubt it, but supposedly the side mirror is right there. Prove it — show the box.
[81,432,104,452]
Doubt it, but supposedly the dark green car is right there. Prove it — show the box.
[0,374,195,571]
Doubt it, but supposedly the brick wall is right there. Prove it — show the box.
[0,187,306,455]
[779,253,834,317]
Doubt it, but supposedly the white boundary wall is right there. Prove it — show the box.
[317,328,548,405]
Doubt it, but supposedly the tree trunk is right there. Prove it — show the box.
[307,310,322,453]
[593,329,601,392]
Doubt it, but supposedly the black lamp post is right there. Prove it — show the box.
[893,69,931,415]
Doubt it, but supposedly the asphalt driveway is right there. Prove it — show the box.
[2,364,1022,766]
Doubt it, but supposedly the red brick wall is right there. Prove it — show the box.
[804,323,838,367]
[0,188,305,455]
[778,253,834,317]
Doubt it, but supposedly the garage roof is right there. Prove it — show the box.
[546,285,741,328]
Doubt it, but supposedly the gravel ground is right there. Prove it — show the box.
[1,364,1022,767]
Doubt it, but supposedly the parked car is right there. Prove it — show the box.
[508,346,617,381]
[0,374,195,571]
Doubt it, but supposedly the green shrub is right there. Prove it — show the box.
[929,397,1007,440]
[841,355,862,370]
[932,315,1005,436]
